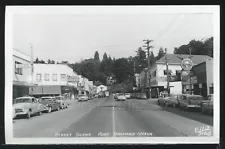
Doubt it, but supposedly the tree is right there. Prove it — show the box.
[112,58,133,83]
[102,52,108,61]
[34,58,39,63]
[48,59,51,64]
[156,47,166,60]
[94,51,100,61]
[173,37,213,57]
[150,51,156,66]
[51,60,55,64]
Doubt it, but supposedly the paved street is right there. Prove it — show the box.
[13,97,213,137]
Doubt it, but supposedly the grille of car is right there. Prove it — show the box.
[15,109,23,113]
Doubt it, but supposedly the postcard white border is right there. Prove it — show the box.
[5,5,220,144]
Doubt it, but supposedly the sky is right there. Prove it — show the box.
[11,7,213,63]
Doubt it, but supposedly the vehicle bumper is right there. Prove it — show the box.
[15,111,28,116]
[187,105,201,108]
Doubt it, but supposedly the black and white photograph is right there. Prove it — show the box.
[5,6,219,144]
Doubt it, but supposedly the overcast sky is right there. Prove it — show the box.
[11,7,213,63]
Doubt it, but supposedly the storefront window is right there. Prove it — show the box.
[15,61,23,75]
[209,87,214,94]
[44,73,50,81]
[36,74,42,82]
[52,74,57,81]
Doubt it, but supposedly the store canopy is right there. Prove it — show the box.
[13,81,37,87]
[29,85,61,95]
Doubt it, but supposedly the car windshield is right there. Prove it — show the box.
[188,96,202,100]
[78,95,85,97]
[14,98,31,103]
[119,93,124,96]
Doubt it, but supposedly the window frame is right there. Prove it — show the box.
[52,74,58,81]
[36,74,42,82]
[15,61,23,75]
[44,73,50,81]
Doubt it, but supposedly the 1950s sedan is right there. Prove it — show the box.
[40,96,61,113]
[13,96,46,119]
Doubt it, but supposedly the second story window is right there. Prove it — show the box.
[52,74,57,81]
[61,74,67,81]
[36,74,42,82]
[44,73,50,81]
[15,61,23,75]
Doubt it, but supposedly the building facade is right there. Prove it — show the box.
[13,49,36,99]
[139,54,212,97]
[29,64,79,98]
[182,58,213,97]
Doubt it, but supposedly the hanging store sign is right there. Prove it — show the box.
[181,58,193,71]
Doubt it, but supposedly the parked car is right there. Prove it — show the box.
[158,93,170,106]
[201,94,213,115]
[114,93,119,99]
[125,93,131,99]
[13,96,46,119]
[77,94,89,102]
[40,96,61,113]
[116,93,126,101]
[164,94,182,108]
[178,94,203,111]
[55,95,69,109]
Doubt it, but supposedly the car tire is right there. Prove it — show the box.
[173,103,176,108]
[48,107,52,113]
[26,112,31,119]
[38,111,42,116]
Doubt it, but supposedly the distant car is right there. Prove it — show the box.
[116,93,126,101]
[40,96,61,113]
[13,96,46,119]
[201,94,213,115]
[164,94,182,108]
[77,94,89,102]
[55,96,69,109]
[114,93,119,99]
[178,94,203,111]
[125,93,131,99]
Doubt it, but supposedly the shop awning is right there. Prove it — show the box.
[29,85,61,95]
[13,81,37,87]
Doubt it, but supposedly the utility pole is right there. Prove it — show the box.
[30,44,34,96]
[189,48,192,95]
[143,39,153,99]
[165,48,170,94]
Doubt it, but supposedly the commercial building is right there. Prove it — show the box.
[29,64,79,98]
[182,58,213,97]
[13,49,36,99]
[139,54,212,98]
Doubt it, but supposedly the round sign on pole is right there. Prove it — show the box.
[181,58,193,71]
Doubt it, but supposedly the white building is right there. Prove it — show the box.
[139,54,212,96]
[97,85,107,93]
[29,64,79,97]
[13,49,36,99]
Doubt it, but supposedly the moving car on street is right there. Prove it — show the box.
[13,96,46,119]
[201,94,213,115]
[77,94,89,102]
[125,93,131,99]
[116,93,126,101]
[178,94,203,111]
[164,94,182,108]
[40,96,61,113]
